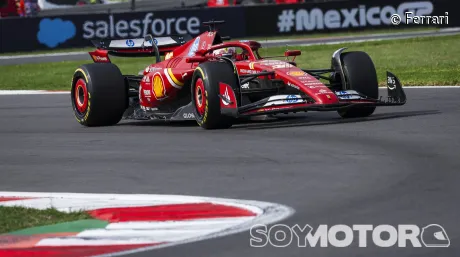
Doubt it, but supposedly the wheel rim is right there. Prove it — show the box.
[194,78,206,116]
[74,78,88,114]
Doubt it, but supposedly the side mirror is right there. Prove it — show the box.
[285,50,301,57]
[185,56,208,63]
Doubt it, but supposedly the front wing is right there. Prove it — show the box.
[233,71,407,117]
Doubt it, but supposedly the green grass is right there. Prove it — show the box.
[245,26,438,41]
[0,35,459,90]
[0,206,92,234]
[0,27,437,56]
[0,47,94,57]
[275,35,460,86]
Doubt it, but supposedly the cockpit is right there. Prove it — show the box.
[208,41,263,62]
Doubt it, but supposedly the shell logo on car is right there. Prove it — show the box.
[165,52,174,60]
[152,73,166,99]
[287,71,306,76]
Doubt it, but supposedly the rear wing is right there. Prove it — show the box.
[89,34,192,63]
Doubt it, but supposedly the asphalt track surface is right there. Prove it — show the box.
[0,87,459,256]
[1,28,460,66]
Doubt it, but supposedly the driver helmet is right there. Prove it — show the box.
[235,49,249,61]
[213,47,236,59]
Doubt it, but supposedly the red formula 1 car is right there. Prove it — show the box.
[71,20,406,129]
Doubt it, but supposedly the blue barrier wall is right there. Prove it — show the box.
[245,0,455,36]
[0,0,457,53]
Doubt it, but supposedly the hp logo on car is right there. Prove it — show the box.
[126,39,135,47]
[285,95,298,103]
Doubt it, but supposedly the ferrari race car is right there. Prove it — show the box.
[71,20,406,129]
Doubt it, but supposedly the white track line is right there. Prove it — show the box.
[0,51,86,60]
[0,197,204,212]
[35,238,161,247]
[0,191,268,215]
[291,31,460,47]
[397,86,460,89]
[105,217,254,230]
[0,90,69,95]
[263,28,460,45]
[76,229,221,241]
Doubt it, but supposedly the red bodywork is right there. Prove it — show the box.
[88,29,405,118]
[134,31,339,114]
[0,0,20,17]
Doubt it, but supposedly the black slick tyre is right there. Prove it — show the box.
[338,51,379,118]
[191,61,239,129]
[71,63,127,127]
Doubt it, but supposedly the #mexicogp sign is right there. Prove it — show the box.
[244,0,457,37]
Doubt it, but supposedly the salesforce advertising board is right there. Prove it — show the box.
[245,0,451,36]
[82,14,202,40]
[0,8,245,53]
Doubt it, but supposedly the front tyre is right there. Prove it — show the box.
[191,61,239,129]
[338,51,379,118]
[71,63,127,127]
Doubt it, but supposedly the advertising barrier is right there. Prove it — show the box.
[0,0,458,53]
[0,8,246,53]
[245,0,458,37]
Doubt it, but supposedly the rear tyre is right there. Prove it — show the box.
[191,61,239,129]
[337,51,378,118]
[71,63,127,126]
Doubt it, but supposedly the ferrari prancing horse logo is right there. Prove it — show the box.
[222,87,230,106]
